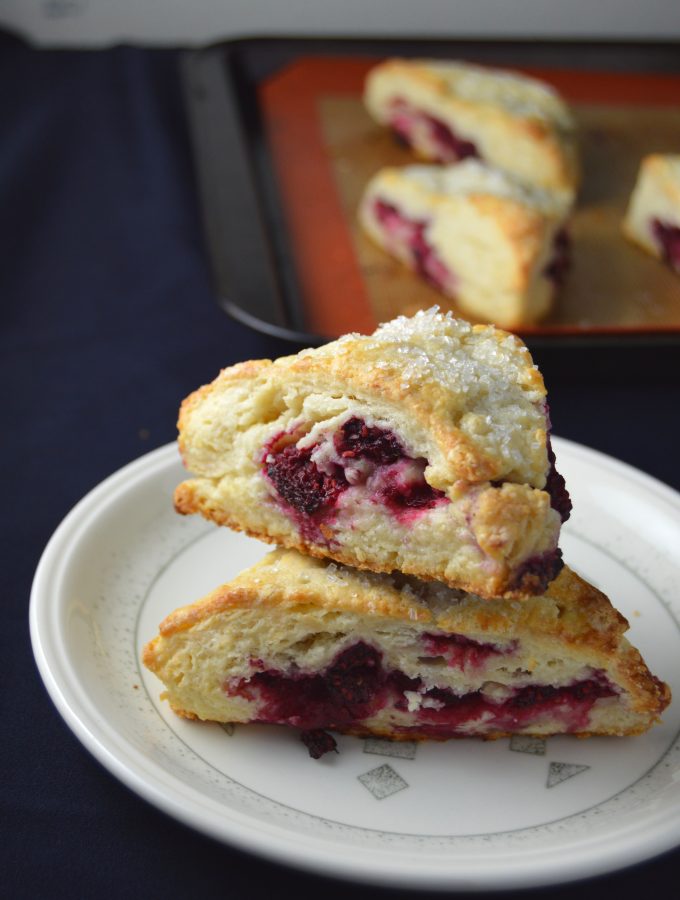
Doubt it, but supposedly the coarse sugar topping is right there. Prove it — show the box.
[307,308,548,484]
[399,160,571,217]
[424,60,574,131]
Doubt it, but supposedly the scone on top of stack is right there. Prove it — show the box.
[364,57,579,195]
[144,310,670,753]
[623,153,680,274]
[173,309,570,600]
[359,159,572,329]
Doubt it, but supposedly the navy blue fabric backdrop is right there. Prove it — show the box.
[2,28,678,899]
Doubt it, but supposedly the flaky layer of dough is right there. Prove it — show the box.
[175,310,564,599]
[364,58,579,193]
[143,549,670,740]
[359,161,572,329]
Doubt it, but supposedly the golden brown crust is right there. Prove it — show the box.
[151,552,621,649]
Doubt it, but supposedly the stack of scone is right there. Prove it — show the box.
[359,58,579,329]
[143,309,669,756]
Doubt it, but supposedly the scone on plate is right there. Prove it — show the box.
[143,549,670,750]
[364,58,579,194]
[623,153,680,274]
[359,160,572,329]
[174,309,571,599]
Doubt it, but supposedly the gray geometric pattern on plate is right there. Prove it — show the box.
[358,764,409,799]
[547,762,591,789]
[363,738,418,760]
[510,736,547,756]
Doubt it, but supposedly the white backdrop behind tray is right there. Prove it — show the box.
[2,0,680,48]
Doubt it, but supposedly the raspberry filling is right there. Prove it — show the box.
[388,97,480,163]
[334,416,403,464]
[652,218,680,272]
[543,228,571,285]
[421,632,516,670]
[263,417,447,539]
[377,463,448,512]
[265,444,347,515]
[508,547,564,593]
[300,729,338,759]
[373,199,454,292]
[234,643,388,728]
[230,640,617,735]
[545,435,572,523]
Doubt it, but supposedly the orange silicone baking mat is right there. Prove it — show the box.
[258,57,680,340]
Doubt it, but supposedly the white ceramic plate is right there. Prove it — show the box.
[30,438,680,891]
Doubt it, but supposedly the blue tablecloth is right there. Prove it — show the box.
[3,28,678,899]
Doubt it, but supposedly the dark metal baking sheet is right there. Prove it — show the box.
[179,36,680,361]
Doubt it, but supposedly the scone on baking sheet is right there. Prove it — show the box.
[623,154,680,274]
[174,309,572,600]
[143,549,671,751]
[364,58,579,194]
[359,160,572,329]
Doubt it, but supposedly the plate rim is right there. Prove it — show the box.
[29,438,680,889]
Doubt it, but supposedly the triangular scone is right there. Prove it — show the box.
[622,153,680,273]
[175,310,570,599]
[359,161,572,329]
[143,549,670,743]
[175,311,570,598]
[364,58,579,193]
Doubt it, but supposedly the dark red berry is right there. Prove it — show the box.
[572,681,603,701]
[388,98,479,163]
[325,643,383,706]
[509,547,564,593]
[374,199,405,230]
[422,632,507,669]
[511,684,558,708]
[231,644,616,739]
[266,445,347,515]
[652,218,680,271]
[411,227,446,288]
[300,729,338,759]
[510,679,615,709]
[427,115,479,162]
[379,476,445,510]
[335,417,404,465]
[373,202,451,292]
[265,418,448,527]
[544,228,571,285]
[545,436,572,523]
